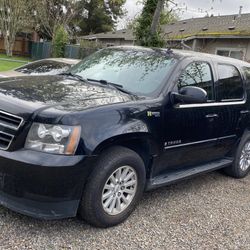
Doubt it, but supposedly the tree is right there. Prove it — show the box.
[31,0,125,40]
[31,0,78,40]
[129,7,177,30]
[135,0,178,47]
[160,8,178,25]
[150,0,165,35]
[73,0,126,36]
[0,0,29,56]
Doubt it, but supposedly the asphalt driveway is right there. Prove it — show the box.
[0,171,249,250]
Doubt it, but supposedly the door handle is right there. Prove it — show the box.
[205,114,219,119]
[240,110,250,115]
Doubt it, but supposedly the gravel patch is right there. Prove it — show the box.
[0,171,250,249]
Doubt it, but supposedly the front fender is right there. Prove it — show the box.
[94,131,159,154]
[82,118,150,154]
[64,102,162,156]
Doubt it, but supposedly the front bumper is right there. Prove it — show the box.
[0,149,94,219]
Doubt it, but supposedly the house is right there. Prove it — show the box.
[80,13,250,62]
[163,13,250,62]
[79,29,135,47]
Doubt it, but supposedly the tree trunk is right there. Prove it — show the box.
[4,36,14,57]
[150,0,165,35]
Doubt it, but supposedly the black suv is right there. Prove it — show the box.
[0,46,249,228]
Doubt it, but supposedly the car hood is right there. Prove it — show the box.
[0,75,134,120]
[0,70,24,78]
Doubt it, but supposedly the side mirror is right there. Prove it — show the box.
[171,86,208,104]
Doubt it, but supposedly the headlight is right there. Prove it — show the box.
[25,123,81,155]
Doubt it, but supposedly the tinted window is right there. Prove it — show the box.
[16,60,70,75]
[178,62,214,100]
[69,48,177,96]
[243,67,250,85]
[217,64,244,100]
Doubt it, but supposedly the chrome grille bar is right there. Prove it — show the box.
[0,131,14,150]
[0,110,23,130]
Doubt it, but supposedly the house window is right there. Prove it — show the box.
[216,49,244,60]
[106,43,115,47]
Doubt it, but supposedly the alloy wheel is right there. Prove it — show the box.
[239,141,250,171]
[101,166,138,216]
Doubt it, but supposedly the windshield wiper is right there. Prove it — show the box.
[87,78,137,98]
[60,74,138,98]
[59,72,88,83]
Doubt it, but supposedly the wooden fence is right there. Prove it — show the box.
[0,36,31,56]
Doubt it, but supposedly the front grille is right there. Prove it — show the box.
[0,110,23,130]
[0,111,24,150]
[0,132,14,150]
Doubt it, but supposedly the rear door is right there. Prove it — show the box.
[213,63,248,156]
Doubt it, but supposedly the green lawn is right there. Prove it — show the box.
[0,61,26,71]
[0,54,31,72]
[0,54,31,61]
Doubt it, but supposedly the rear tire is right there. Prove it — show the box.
[79,146,146,228]
[224,131,250,178]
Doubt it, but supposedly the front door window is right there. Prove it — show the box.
[178,62,214,101]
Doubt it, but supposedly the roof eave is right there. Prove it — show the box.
[167,34,250,41]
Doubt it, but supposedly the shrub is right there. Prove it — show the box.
[52,25,69,57]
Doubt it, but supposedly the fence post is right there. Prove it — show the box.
[36,42,39,59]
[70,45,73,58]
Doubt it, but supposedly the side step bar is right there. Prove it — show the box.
[146,158,233,191]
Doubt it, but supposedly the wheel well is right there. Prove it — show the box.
[226,129,249,158]
[94,138,156,178]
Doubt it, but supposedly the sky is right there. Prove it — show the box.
[120,0,250,28]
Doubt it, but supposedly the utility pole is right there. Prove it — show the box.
[239,6,243,17]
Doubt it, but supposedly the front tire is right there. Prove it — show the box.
[79,146,146,228]
[224,131,250,178]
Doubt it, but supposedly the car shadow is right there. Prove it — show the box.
[0,170,231,229]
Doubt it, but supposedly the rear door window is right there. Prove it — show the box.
[217,64,244,101]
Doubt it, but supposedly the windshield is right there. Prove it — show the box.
[69,48,177,96]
